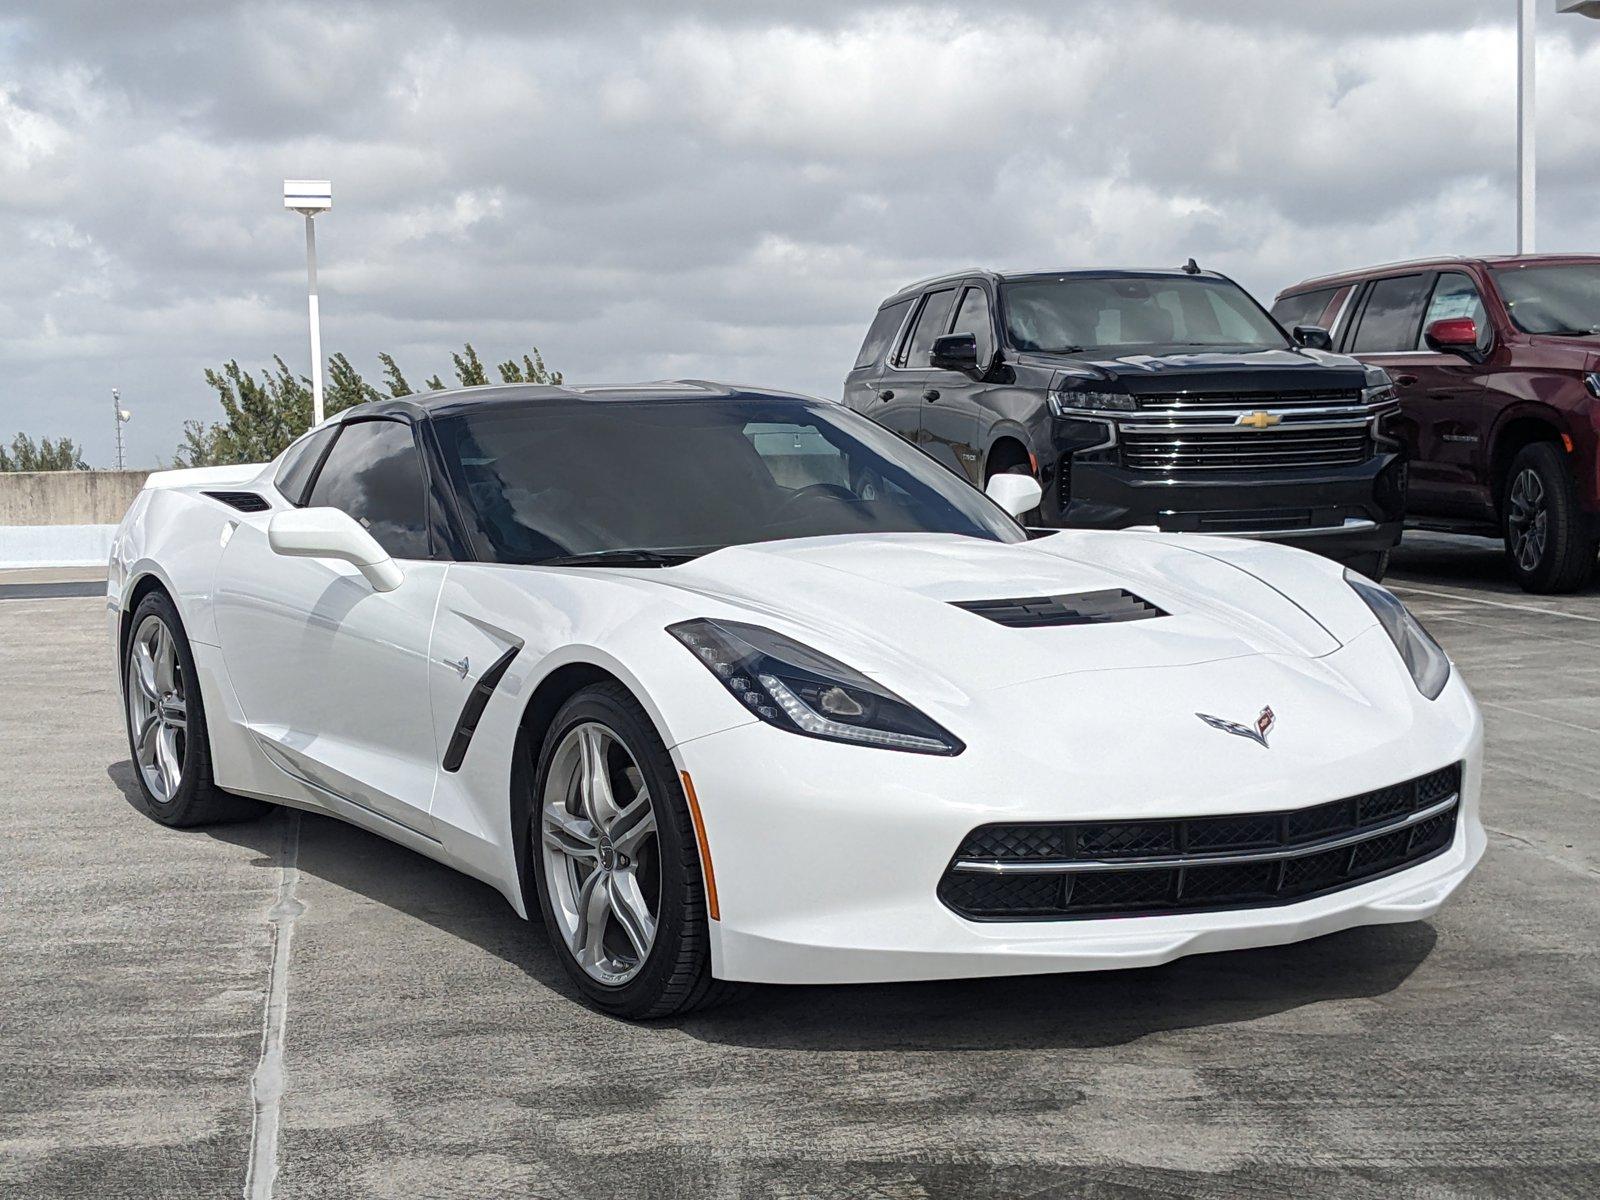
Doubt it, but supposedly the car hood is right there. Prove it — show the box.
[651,531,1357,696]
[1016,347,1367,395]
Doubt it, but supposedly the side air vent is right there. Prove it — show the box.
[204,491,271,513]
[952,588,1167,629]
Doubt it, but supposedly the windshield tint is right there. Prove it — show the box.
[1492,264,1600,335]
[433,396,1025,564]
[1000,275,1289,355]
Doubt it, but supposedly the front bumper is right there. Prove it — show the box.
[673,632,1484,985]
[1040,438,1406,558]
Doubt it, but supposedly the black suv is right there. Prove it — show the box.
[844,267,1408,577]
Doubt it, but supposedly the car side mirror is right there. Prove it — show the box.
[267,507,404,592]
[1424,317,1481,358]
[1293,325,1333,351]
[985,472,1043,519]
[930,332,981,374]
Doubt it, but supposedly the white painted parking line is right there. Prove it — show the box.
[1389,583,1600,625]
[246,809,303,1200]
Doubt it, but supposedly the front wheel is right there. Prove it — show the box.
[122,591,263,826]
[1502,442,1598,594]
[529,682,738,1018]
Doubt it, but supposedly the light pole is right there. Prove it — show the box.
[112,388,131,471]
[1523,3,1600,253]
[283,179,332,425]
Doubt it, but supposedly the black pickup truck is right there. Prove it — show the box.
[843,266,1408,578]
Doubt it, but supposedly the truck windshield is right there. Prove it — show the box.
[1000,275,1290,356]
[1492,264,1600,336]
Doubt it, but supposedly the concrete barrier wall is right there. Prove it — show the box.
[0,470,150,569]
[0,470,149,526]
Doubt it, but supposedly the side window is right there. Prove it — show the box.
[305,419,429,559]
[1271,287,1336,332]
[897,289,958,367]
[273,425,338,506]
[1419,272,1490,351]
[949,286,994,364]
[853,299,913,370]
[1350,275,1430,353]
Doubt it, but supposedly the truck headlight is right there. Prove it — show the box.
[1344,570,1450,700]
[1048,390,1136,417]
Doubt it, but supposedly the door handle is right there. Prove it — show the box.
[923,389,941,401]
[1394,374,1419,387]
[877,389,894,402]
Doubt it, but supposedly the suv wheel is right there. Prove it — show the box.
[1502,442,1598,594]
[1341,550,1390,583]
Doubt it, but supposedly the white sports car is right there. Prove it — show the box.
[110,382,1484,1018]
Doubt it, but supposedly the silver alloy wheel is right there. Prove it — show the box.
[1507,466,1548,573]
[539,721,661,986]
[127,614,188,803]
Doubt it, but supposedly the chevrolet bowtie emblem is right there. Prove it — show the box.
[1236,411,1281,430]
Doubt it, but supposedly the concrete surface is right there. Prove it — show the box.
[0,470,148,526]
[1,533,1597,1199]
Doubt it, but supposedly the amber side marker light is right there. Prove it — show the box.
[679,771,720,921]
[1561,433,1575,452]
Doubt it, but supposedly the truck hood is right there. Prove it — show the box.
[652,531,1354,696]
[1017,347,1367,395]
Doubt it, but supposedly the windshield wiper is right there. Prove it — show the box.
[1541,327,1600,337]
[537,548,705,568]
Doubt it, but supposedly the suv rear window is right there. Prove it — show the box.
[853,299,912,369]
[1350,275,1430,352]
[1271,287,1336,332]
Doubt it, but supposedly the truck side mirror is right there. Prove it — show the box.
[930,332,980,374]
[1294,325,1333,351]
[1424,317,1481,358]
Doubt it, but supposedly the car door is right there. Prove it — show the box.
[1405,271,1493,513]
[891,287,960,471]
[920,282,992,485]
[214,415,446,838]
[844,296,914,419]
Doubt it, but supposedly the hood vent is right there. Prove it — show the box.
[204,490,271,513]
[952,588,1167,629]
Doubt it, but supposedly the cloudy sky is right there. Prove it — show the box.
[3,0,1599,466]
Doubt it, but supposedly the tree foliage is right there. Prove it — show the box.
[0,432,88,472]
[174,342,559,467]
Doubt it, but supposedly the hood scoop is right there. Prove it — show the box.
[952,588,1168,629]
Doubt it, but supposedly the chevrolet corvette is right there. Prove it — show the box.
[109,382,1484,1017]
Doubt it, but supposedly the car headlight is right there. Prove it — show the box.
[1362,364,1397,407]
[1048,389,1136,416]
[1344,569,1450,700]
[668,618,964,755]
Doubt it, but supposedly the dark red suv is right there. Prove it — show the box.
[1274,255,1600,592]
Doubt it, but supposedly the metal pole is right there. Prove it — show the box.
[305,214,325,425]
[112,388,124,471]
[1517,0,1535,254]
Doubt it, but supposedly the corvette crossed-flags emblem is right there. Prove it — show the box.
[1195,705,1276,749]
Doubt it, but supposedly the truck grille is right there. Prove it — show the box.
[938,763,1461,921]
[1134,388,1364,412]
[1120,425,1372,472]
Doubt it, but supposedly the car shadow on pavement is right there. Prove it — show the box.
[109,761,1438,1052]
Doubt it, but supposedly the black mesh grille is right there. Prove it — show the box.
[203,490,271,513]
[941,762,1463,921]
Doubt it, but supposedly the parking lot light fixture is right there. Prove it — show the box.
[283,180,332,425]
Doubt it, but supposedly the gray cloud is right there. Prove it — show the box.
[2,1,1598,465]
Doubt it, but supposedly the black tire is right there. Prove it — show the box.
[1341,550,1390,583]
[528,681,740,1019]
[1501,442,1599,594]
[121,591,265,826]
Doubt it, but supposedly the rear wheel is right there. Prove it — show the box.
[1501,442,1598,594]
[529,682,738,1018]
[122,592,264,826]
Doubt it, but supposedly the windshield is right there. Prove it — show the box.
[1492,264,1600,336]
[1000,275,1290,356]
[433,395,1026,564]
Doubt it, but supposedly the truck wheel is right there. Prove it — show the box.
[1501,442,1598,594]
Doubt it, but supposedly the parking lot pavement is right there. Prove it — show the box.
[2,538,1597,1199]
